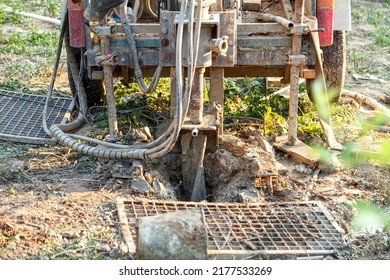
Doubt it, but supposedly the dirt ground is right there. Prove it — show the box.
[1,0,390,260]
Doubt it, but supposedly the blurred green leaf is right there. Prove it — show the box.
[352,201,390,233]
[360,111,390,132]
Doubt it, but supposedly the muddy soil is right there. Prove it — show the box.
[0,0,389,259]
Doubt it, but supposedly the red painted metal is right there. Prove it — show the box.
[317,0,334,46]
[68,0,86,48]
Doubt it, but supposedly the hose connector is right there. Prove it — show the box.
[208,36,228,56]
[191,128,199,137]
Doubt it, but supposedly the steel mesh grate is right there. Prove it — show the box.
[0,89,72,144]
[118,199,345,259]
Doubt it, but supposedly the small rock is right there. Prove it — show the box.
[125,126,153,143]
[238,189,261,203]
[152,178,163,193]
[130,178,151,194]
[258,137,274,154]
[223,135,246,157]
[7,243,17,250]
[276,161,289,176]
[294,164,312,174]
[319,154,342,174]
[61,232,80,239]
[248,159,261,176]
[100,244,111,252]
[311,135,324,147]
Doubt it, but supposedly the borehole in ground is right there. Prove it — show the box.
[110,133,282,203]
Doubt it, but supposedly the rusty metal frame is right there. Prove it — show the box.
[117,198,346,259]
[0,89,73,144]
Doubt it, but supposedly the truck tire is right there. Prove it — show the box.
[307,30,346,104]
[322,30,346,103]
[67,47,104,107]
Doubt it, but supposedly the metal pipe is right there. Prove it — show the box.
[100,36,120,141]
[258,13,294,30]
[208,37,228,56]
[145,0,158,19]
[133,0,140,22]
[190,68,205,124]
[287,0,305,146]
[1,4,60,25]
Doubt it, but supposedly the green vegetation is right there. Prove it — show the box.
[223,77,324,140]
[0,0,61,87]
[347,0,390,78]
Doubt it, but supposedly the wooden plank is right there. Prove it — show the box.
[273,134,320,168]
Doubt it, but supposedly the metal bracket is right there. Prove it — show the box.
[213,10,237,67]
[93,25,112,36]
[287,54,306,66]
[290,23,309,35]
[159,11,177,66]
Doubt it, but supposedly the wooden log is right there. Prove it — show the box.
[342,89,390,117]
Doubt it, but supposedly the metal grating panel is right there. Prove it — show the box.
[117,199,345,259]
[0,89,73,144]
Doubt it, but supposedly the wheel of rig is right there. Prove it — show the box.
[307,30,347,104]
[66,47,104,107]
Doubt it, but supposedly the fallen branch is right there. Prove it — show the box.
[340,97,378,118]
[341,89,390,132]
[374,126,390,133]
[342,89,390,117]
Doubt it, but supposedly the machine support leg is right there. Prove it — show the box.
[287,0,304,146]
[209,67,225,137]
[288,62,300,146]
[101,36,120,141]
[190,68,205,124]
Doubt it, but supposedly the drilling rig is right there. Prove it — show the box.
[46,0,351,201]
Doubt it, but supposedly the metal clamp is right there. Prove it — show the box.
[287,54,306,66]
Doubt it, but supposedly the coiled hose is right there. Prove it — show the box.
[44,0,202,160]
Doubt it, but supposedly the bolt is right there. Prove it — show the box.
[227,55,233,62]
[161,54,170,62]
[162,17,167,23]
[228,40,233,46]
[161,38,169,47]
[227,18,234,24]
[161,28,168,34]
[226,29,233,36]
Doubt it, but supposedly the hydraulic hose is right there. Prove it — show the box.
[145,0,158,19]
[46,0,202,160]
[144,0,203,158]
[120,1,162,93]
[43,12,88,136]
